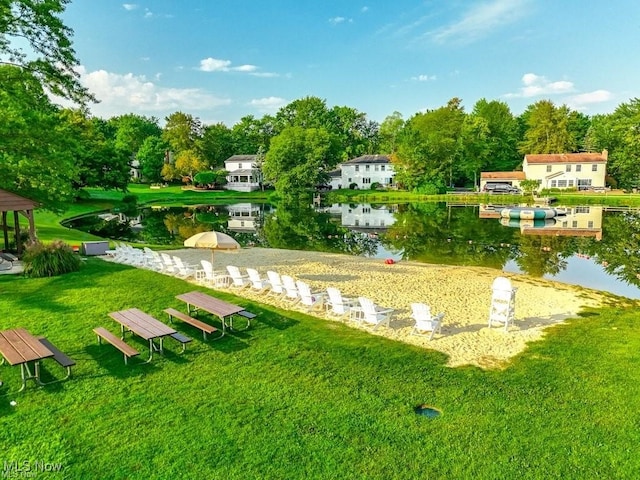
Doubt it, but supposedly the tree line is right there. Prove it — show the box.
[2,1,639,211]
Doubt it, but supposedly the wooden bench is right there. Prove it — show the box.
[229,309,257,330]
[93,327,140,365]
[164,308,219,340]
[36,336,75,381]
[169,332,192,353]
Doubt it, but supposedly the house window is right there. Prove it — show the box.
[562,221,568,227]
[238,163,242,169]
[566,165,572,172]
[588,221,594,228]
[568,180,574,187]
[374,165,379,171]
[551,180,557,188]
[354,219,359,226]
[575,206,590,214]
[381,165,386,171]
[576,165,582,172]
[385,178,392,184]
[348,178,352,183]
[362,207,371,214]
[546,165,552,172]
[355,165,359,172]
[558,180,567,187]
[572,221,578,228]
[592,164,598,171]
[362,178,371,184]
[365,165,370,171]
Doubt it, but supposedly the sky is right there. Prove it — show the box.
[60,0,640,126]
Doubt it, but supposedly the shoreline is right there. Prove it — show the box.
[154,247,605,369]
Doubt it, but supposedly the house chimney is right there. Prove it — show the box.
[602,149,608,160]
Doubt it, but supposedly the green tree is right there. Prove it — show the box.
[231,115,274,155]
[0,65,77,211]
[518,100,577,154]
[274,96,332,131]
[137,136,169,183]
[457,115,490,188]
[162,112,203,154]
[0,0,93,104]
[109,114,161,161]
[174,149,207,184]
[198,122,235,168]
[379,111,405,154]
[263,126,340,192]
[471,99,521,172]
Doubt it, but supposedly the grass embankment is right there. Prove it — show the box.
[1,260,640,478]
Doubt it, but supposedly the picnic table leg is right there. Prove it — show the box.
[19,364,28,392]
[145,339,155,363]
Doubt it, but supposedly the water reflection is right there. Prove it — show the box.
[64,201,640,298]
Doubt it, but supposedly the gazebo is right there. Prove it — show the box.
[0,189,38,255]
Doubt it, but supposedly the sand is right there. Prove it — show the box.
[143,247,604,369]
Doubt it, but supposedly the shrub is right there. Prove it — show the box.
[370,182,381,190]
[349,183,358,190]
[22,240,82,278]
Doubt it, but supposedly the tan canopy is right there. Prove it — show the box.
[0,189,38,255]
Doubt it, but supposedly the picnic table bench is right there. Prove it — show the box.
[164,308,220,341]
[36,336,75,381]
[176,291,257,335]
[93,327,140,365]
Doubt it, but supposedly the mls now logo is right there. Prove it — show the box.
[2,460,63,478]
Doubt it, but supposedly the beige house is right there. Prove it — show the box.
[523,150,608,191]
[480,150,608,192]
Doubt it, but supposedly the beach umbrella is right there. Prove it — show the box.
[183,230,240,263]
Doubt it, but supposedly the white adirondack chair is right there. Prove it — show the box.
[296,280,325,310]
[410,303,445,340]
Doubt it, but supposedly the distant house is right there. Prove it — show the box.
[480,150,608,192]
[337,154,395,190]
[522,150,608,190]
[224,155,263,192]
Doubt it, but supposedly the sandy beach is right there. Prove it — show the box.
[150,247,604,369]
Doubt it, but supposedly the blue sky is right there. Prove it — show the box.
[61,0,640,126]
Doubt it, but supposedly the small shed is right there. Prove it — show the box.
[0,189,38,255]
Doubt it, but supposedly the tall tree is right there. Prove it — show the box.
[231,115,274,155]
[199,122,235,168]
[108,114,161,159]
[0,0,93,104]
[137,136,169,183]
[518,100,576,154]
[379,111,405,154]
[274,96,331,131]
[471,99,520,172]
[0,65,77,210]
[162,112,203,153]
[263,126,340,192]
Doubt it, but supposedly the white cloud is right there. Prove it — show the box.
[361,6,369,13]
[329,16,346,25]
[248,96,287,113]
[199,57,262,74]
[567,90,613,109]
[431,0,531,44]
[411,74,437,82]
[60,66,231,119]
[250,72,280,78]
[122,4,138,11]
[505,73,575,98]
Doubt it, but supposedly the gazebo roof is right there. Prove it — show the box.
[0,189,39,212]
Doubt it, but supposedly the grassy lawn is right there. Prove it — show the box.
[1,260,640,479]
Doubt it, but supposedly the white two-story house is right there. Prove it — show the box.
[224,155,263,192]
[330,154,395,190]
[480,150,608,192]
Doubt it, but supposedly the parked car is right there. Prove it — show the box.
[483,183,521,194]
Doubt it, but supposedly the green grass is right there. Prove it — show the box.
[1,260,640,479]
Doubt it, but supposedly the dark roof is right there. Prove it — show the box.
[524,151,608,164]
[328,169,341,178]
[0,189,39,213]
[342,154,391,165]
[226,155,257,162]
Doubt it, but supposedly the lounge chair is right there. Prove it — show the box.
[172,256,197,279]
[488,276,517,331]
[410,303,445,340]
[325,287,356,320]
[356,297,394,330]
[266,271,285,298]
[226,265,250,288]
[281,275,300,303]
[296,280,325,310]
[199,260,231,288]
[160,253,177,274]
[246,268,271,293]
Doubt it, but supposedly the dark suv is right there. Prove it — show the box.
[483,183,521,194]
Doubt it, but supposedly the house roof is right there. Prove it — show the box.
[0,189,39,213]
[328,169,341,178]
[225,154,257,162]
[342,154,391,165]
[524,151,608,164]
[481,171,526,180]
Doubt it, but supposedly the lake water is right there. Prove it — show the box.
[65,201,640,299]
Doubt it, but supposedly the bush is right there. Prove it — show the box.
[370,182,381,190]
[22,240,82,278]
[349,183,358,190]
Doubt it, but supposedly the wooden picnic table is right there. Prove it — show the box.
[108,308,176,362]
[176,291,255,336]
[0,328,54,391]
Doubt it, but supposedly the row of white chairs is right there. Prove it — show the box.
[221,265,445,339]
